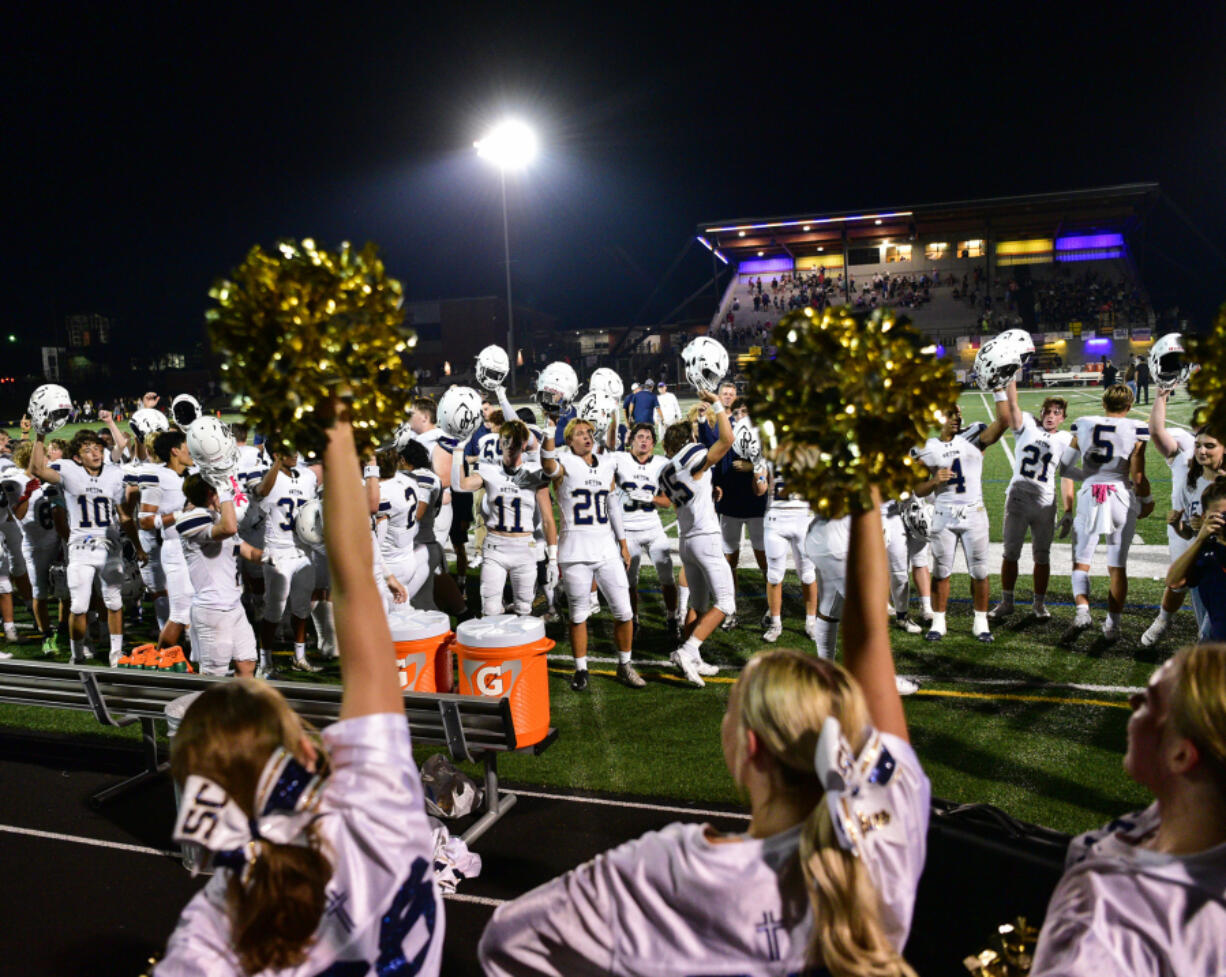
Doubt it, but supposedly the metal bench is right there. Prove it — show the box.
[0,659,556,844]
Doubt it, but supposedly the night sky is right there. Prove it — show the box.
[7,2,1226,359]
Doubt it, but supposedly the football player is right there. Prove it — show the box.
[30,430,127,665]
[989,383,1074,622]
[254,446,320,674]
[753,462,817,642]
[659,390,735,687]
[610,422,678,632]
[139,430,195,651]
[1057,384,1152,644]
[454,419,557,619]
[408,397,457,570]
[914,390,1012,642]
[374,448,430,605]
[541,417,641,691]
[11,441,66,653]
[176,472,262,677]
[401,440,466,616]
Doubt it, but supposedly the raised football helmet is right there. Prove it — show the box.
[682,337,729,393]
[588,367,625,402]
[975,329,1035,391]
[576,390,619,434]
[392,420,415,454]
[535,362,580,412]
[186,417,238,474]
[1149,333,1190,390]
[733,416,762,463]
[437,386,483,440]
[129,407,170,439]
[170,394,203,430]
[475,345,510,390]
[27,384,73,435]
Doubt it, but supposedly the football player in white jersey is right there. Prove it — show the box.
[409,396,456,565]
[1142,388,1214,647]
[480,491,929,977]
[374,448,431,605]
[609,422,679,633]
[454,419,558,619]
[399,440,466,616]
[10,441,66,653]
[139,430,197,652]
[176,472,263,677]
[1057,384,1152,644]
[989,385,1074,622]
[659,390,735,687]
[753,463,818,643]
[255,448,320,675]
[914,391,1011,641]
[542,417,641,691]
[30,430,128,665]
[1031,644,1226,976]
[230,422,271,623]
[158,397,444,977]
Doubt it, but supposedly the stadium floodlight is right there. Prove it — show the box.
[474,119,538,171]
[475,118,538,392]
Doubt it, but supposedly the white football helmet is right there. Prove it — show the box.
[536,362,580,411]
[588,367,625,402]
[975,329,1035,391]
[576,390,619,434]
[682,337,729,393]
[475,345,510,390]
[900,497,935,539]
[170,394,203,430]
[392,420,415,454]
[27,384,73,435]
[437,386,483,440]
[293,499,325,550]
[129,407,170,439]
[733,416,761,462]
[186,417,239,474]
[1149,333,1190,390]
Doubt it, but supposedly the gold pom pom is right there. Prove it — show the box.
[206,239,414,455]
[1188,303,1226,436]
[744,306,958,518]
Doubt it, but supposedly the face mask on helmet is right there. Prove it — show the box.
[536,363,579,411]
[475,345,510,390]
[682,338,729,393]
[171,395,202,430]
[27,384,74,435]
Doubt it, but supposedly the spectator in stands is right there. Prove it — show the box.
[157,399,444,976]
[1031,640,1226,975]
[480,494,928,977]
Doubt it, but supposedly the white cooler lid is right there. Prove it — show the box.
[389,609,452,643]
[455,613,546,649]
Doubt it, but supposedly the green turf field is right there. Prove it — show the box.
[0,390,1200,836]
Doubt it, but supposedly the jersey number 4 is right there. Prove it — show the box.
[947,457,967,495]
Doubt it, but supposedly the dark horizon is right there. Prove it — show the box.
[7,2,1226,361]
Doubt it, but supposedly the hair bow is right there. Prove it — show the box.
[173,747,325,879]
[813,716,902,859]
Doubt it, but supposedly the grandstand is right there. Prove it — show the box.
[699,184,1163,381]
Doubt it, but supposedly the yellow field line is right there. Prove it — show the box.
[547,667,1130,705]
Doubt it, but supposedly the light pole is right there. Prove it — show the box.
[475,119,537,393]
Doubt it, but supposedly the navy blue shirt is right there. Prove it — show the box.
[627,390,659,424]
[552,407,578,446]
[464,422,491,458]
[698,417,766,518]
[1188,538,1226,640]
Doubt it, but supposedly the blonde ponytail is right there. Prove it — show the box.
[737,650,916,977]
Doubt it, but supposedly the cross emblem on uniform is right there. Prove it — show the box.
[756,910,784,962]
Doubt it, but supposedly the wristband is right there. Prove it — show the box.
[541,448,558,460]
[546,544,558,561]
[363,463,379,479]
[992,389,1008,402]
[1139,494,1153,505]
[709,401,724,415]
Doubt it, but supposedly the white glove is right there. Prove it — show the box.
[546,560,559,592]
[629,488,655,505]
[204,470,235,498]
[1058,512,1074,539]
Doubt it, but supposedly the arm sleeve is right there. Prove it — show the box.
[607,494,625,542]
[174,510,216,541]
[478,857,617,977]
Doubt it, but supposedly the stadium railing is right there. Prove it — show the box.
[0,659,556,844]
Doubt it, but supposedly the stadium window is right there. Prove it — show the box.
[957,239,985,258]
[884,244,912,263]
[847,246,880,266]
[925,242,948,260]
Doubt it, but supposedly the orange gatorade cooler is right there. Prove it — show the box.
[390,609,454,694]
[454,614,555,748]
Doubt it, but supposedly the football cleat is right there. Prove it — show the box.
[255,665,280,680]
[41,635,60,657]
[804,618,818,639]
[695,658,720,677]
[719,613,739,632]
[975,630,995,643]
[569,668,589,692]
[616,662,646,689]
[291,658,323,674]
[1059,617,1092,647]
[896,616,923,635]
[762,624,783,643]
[924,630,944,642]
[895,676,920,696]
[0,650,11,661]
[987,602,1014,622]
[1140,615,1169,648]
[1032,605,1052,621]
[669,649,705,688]
[1101,620,1121,644]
